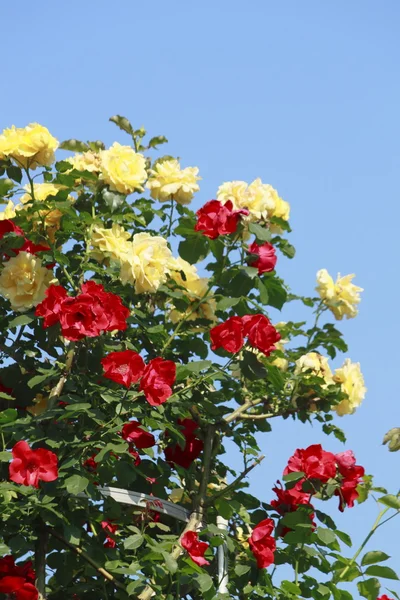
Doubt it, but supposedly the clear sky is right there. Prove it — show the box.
[1,0,399,582]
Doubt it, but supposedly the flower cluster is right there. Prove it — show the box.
[0,555,38,600]
[283,444,365,511]
[101,350,176,406]
[210,314,281,356]
[35,281,130,341]
[217,178,290,227]
[9,441,58,488]
[164,418,204,468]
[100,142,147,194]
[316,268,363,320]
[147,158,200,205]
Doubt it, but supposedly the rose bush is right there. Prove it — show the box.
[0,115,398,600]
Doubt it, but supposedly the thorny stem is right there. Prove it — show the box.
[205,454,265,505]
[48,343,76,406]
[166,198,174,238]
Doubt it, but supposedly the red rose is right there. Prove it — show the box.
[36,281,130,341]
[101,350,145,388]
[335,450,365,511]
[164,418,204,469]
[248,518,276,569]
[195,199,249,239]
[9,441,58,488]
[377,596,394,600]
[181,531,210,566]
[0,219,24,238]
[101,520,118,548]
[19,240,50,256]
[139,357,176,406]
[0,556,35,582]
[242,314,281,356]
[83,453,98,473]
[248,241,277,274]
[0,577,38,600]
[210,316,244,353]
[128,446,142,466]
[0,219,51,261]
[284,444,337,483]
[35,284,68,328]
[121,421,155,449]
[271,481,315,536]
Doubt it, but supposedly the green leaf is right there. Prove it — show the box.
[361,551,391,566]
[0,451,11,461]
[178,236,209,264]
[282,471,305,483]
[27,372,55,389]
[335,530,352,547]
[183,360,212,373]
[162,551,178,574]
[262,276,287,310]
[124,533,144,550]
[248,222,272,242]
[383,428,400,452]
[365,566,399,580]
[357,578,380,600]
[0,178,14,196]
[316,527,336,546]
[378,494,400,509]
[8,315,34,328]
[0,409,17,424]
[235,564,251,576]
[241,350,267,381]
[65,475,89,495]
[63,524,81,546]
[196,573,213,593]
[109,115,134,136]
[59,139,89,152]
[281,580,301,595]
[217,296,241,311]
[148,135,168,149]
[6,166,22,183]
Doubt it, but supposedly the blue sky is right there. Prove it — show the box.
[1,0,399,585]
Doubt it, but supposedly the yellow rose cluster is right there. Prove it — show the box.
[67,150,102,174]
[0,123,58,169]
[0,252,54,312]
[147,159,200,205]
[316,269,363,320]
[294,351,366,416]
[217,178,290,227]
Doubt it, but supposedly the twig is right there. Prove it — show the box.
[48,344,75,405]
[223,398,264,424]
[205,454,265,505]
[47,528,126,592]
[35,521,48,598]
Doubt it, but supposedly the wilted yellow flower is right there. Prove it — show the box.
[169,488,185,503]
[333,359,366,416]
[0,200,16,220]
[0,123,58,169]
[295,352,333,384]
[100,142,147,195]
[27,393,49,416]
[19,183,72,243]
[66,151,101,173]
[316,269,363,320]
[91,224,131,262]
[147,159,200,205]
[0,251,54,312]
[120,232,172,293]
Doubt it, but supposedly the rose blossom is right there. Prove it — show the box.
[181,531,210,566]
[101,350,145,388]
[195,199,249,239]
[248,519,276,568]
[248,241,277,274]
[9,441,58,488]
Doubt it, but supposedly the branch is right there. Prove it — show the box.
[223,398,264,424]
[205,454,265,505]
[138,425,216,600]
[35,521,48,598]
[47,528,126,592]
[48,344,75,405]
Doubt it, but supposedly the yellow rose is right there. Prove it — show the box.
[169,277,216,323]
[268,193,290,233]
[19,183,72,243]
[333,359,366,416]
[147,159,200,205]
[295,352,333,384]
[316,269,363,320]
[91,224,131,262]
[120,232,172,293]
[270,340,289,371]
[66,151,101,173]
[0,251,54,312]
[217,179,272,221]
[0,123,58,169]
[0,200,16,221]
[100,142,147,195]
